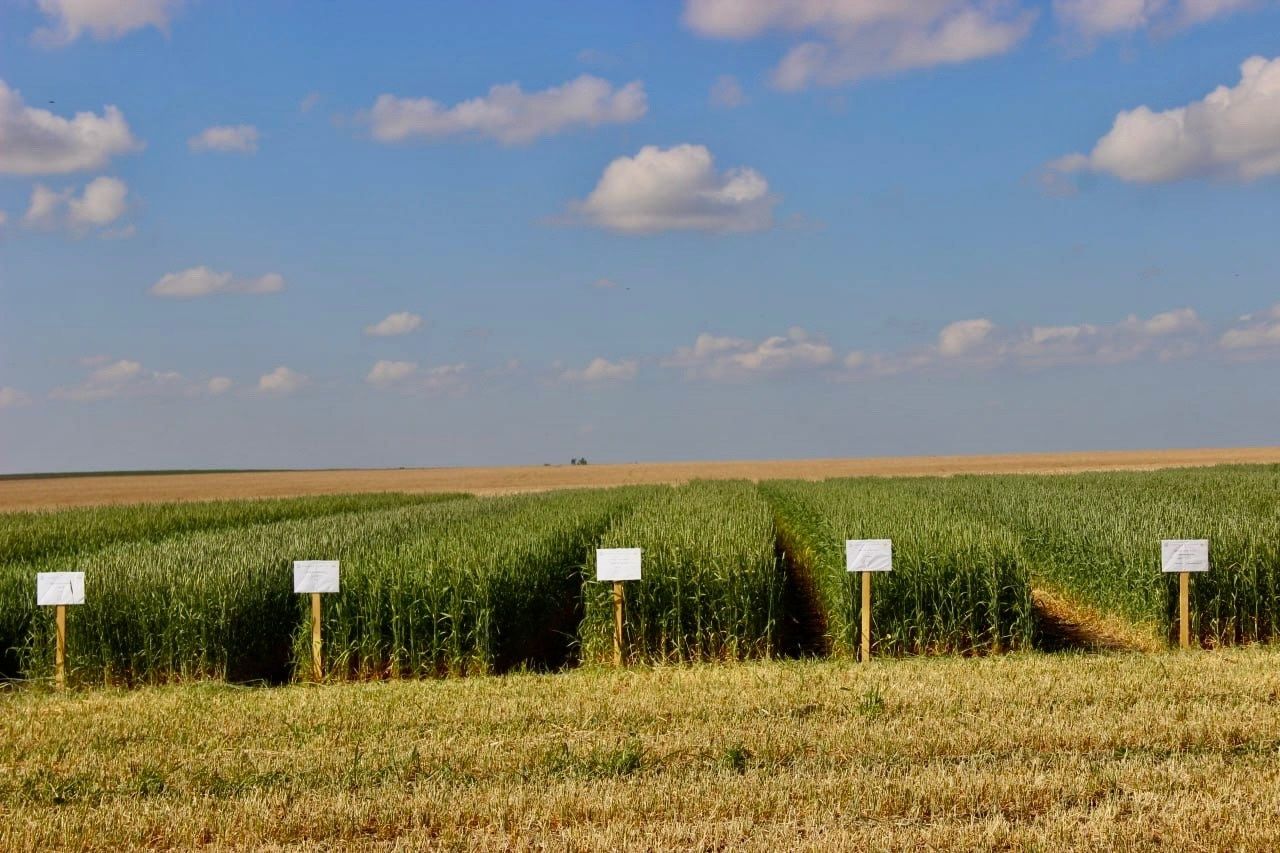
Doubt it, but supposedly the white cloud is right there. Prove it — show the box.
[710,74,747,108]
[188,124,259,154]
[0,387,31,408]
[206,377,232,395]
[300,92,322,113]
[1220,303,1280,350]
[364,312,422,336]
[420,363,468,393]
[366,74,646,145]
[937,318,995,357]
[34,0,179,44]
[366,360,418,387]
[683,0,1034,90]
[49,358,198,402]
[560,357,639,384]
[68,176,128,226]
[367,360,467,394]
[22,184,71,227]
[573,144,776,234]
[665,327,835,380]
[0,80,141,174]
[591,277,620,289]
[150,266,285,298]
[21,176,128,232]
[257,366,306,395]
[1054,0,1262,37]
[1048,56,1280,184]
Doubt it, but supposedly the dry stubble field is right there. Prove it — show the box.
[5,651,1280,850]
[3,445,1280,510]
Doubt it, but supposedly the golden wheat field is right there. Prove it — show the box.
[3,446,1279,510]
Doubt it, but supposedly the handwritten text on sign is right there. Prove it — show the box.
[596,548,642,581]
[293,560,340,593]
[37,572,85,606]
[846,540,893,573]
[1161,540,1209,573]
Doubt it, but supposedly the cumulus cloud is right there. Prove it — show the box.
[68,176,128,226]
[572,144,776,234]
[22,185,70,227]
[34,0,179,44]
[367,360,467,393]
[0,80,141,175]
[682,0,1034,89]
[1047,56,1280,184]
[22,176,129,233]
[937,318,995,357]
[560,357,639,384]
[366,74,646,145]
[150,266,285,298]
[366,360,418,387]
[188,124,259,154]
[710,74,747,108]
[871,307,1205,374]
[665,327,835,380]
[364,312,422,336]
[1220,303,1280,350]
[0,387,31,408]
[48,358,227,402]
[1054,0,1262,37]
[257,366,306,395]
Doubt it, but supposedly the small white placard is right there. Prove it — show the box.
[293,560,340,593]
[37,572,85,606]
[596,548,642,581]
[846,539,893,573]
[1161,540,1209,573]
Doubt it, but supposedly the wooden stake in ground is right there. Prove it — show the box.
[55,605,66,689]
[293,561,340,682]
[846,540,892,663]
[613,581,625,667]
[860,571,872,663]
[1161,540,1209,650]
[36,572,86,689]
[596,548,642,668]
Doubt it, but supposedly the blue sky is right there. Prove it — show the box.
[1,0,1279,473]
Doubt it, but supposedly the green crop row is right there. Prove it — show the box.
[580,481,782,664]
[929,466,1280,645]
[0,492,469,679]
[310,487,651,678]
[0,491,469,565]
[760,479,1035,656]
[12,489,652,684]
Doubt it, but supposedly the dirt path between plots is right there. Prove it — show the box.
[2,446,1278,510]
[1031,588,1162,653]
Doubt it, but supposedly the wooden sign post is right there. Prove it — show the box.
[596,548,641,667]
[37,572,85,689]
[1161,540,1209,649]
[846,540,892,663]
[293,560,340,682]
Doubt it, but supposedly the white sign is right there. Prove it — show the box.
[37,572,85,606]
[846,539,893,573]
[596,548,642,581]
[293,560,340,593]
[1161,540,1209,573]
